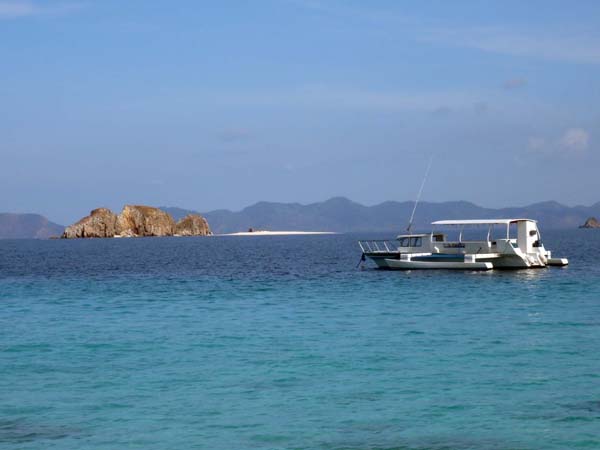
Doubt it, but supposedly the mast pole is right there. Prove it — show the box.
[407,155,433,232]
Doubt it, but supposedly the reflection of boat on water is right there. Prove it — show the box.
[358,219,569,270]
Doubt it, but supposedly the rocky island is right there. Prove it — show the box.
[62,205,211,238]
[580,217,600,228]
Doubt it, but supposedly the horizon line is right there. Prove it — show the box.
[3,196,596,226]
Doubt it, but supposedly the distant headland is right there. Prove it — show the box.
[0,213,63,239]
[162,197,600,234]
[580,217,600,228]
[62,205,212,238]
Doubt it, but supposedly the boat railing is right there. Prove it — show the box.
[358,240,399,254]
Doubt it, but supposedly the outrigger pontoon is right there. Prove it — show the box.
[358,219,568,270]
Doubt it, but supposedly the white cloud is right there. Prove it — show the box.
[527,128,590,157]
[0,1,82,19]
[560,128,589,154]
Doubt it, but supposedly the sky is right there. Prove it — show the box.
[1,0,600,224]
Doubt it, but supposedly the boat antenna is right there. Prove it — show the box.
[406,155,433,232]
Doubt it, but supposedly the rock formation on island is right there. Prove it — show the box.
[116,205,175,237]
[62,205,212,238]
[175,214,211,236]
[580,217,600,228]
[62,208,118,238]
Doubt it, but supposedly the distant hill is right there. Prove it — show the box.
[161,197,600,234]
[0,213,64,239]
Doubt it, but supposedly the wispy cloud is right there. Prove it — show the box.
[560,128,589,154]
[215,85,485,112]
[420,26,600,65]
[528,128,591,157]
[287,0,414,25]
[290,2,600,65]
[216,128,254,143]
[431,106,452,117]
[503,78,528,90]
[0,1,35,17]
[0,1,82,19]
[528,137,545,152]
[473,101,489,113]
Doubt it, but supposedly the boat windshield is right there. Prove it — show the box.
[399,236,423,247]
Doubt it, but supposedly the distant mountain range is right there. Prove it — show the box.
[161,197,600,234]
[0,213,64,239]
[1,198,599,239]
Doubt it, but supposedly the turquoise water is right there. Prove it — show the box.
[1,231,599,449]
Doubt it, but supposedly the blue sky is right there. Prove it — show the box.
[1,0,600,224]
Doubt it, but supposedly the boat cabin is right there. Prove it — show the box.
[430,219,542,254]
[388,219,540,253]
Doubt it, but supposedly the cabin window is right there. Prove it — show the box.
[399,237,410,247]
[410,237,422,247]
[433,234,445,242]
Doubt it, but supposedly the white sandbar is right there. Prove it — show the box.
[219,231,336,236]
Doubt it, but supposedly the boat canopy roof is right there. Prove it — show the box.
[432,219,536,226]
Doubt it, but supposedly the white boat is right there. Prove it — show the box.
[358,219,568,270]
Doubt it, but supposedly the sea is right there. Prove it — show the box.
[0,230,599,450]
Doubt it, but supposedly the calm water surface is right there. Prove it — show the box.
[1,231,599,449]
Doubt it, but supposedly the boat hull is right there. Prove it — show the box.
[382,258,493,271]
[364,252,529,269]
[547,257,569,266]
